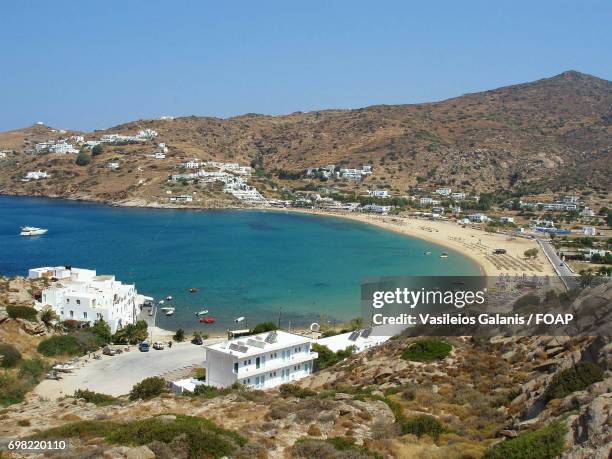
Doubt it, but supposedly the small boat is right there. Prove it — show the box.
[199,316,215,324]
[158,299,165,305]
[164,308,175,316]
[20,226,48,236]
[166,295,173,301]
[235,316,245,323]
[190,288,198,293]
[52,363,75,372]
[195,309,209,316]
[424,251,432,255]
[440,253,449,258]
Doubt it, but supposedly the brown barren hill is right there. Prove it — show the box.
[0,70,610,206]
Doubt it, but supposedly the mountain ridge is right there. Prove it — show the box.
[0,70,610,205]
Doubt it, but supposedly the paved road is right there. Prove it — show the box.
[536,238,579,289]
[35,341,214,399]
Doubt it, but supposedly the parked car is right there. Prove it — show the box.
[102,346,117,356]
[139,341,150,352]
[153,341,165,350]
[192,336,203,345]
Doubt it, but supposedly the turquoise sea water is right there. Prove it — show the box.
[0,196,480,331]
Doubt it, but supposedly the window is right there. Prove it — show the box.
[76,299,81,305]
[83,312,88,319]
[256,357,260,369]
[69,311,74,318]
[234,362,239,373]
[66,298,70,303]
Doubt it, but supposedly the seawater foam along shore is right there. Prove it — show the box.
[263,207,556,278]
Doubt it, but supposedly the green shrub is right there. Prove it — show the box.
[401,339,452,362]
[399,415,445,440]
[75,151,91,166]
[249,321,278,335]
[312,344,353,370]
[0,374,27,406]
[19,358,46,380]
[192,384,233,400]
[73,389,118,406]
[37,331,103,357]
[279,384,316,399]
[30,415,246,458]
[0,343,22,368]
[483,420,567,459]
[91,144,103,156]
[37,335,81,356]
[90,319,112,344]
[292,437,380,458]
[112,320,148,344]
[545,363,604,401]
[129,377,167,400]
[6,305,38,322]
[173,329,185,342]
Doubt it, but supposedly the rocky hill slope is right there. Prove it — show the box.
[0,71,610,207]
[0,277,609,458]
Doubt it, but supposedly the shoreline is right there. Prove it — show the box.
[2,192,556,278]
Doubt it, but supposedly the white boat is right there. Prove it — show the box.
[166,295,173,301]
[195,309,209,316]
[161,307,175,316]
[52,363,75,372]
[20,226,48,236]
[158,299,165,305]
[235,316,245,323]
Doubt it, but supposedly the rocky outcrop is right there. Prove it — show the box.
[563,393,611,459]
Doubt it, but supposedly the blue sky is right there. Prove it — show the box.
[1,1,610,132]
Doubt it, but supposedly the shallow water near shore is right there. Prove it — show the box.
[1,195,480,331]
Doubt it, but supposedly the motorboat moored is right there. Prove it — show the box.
[199,316,215,324]
[20,226,48,236]
[195,309,209,316]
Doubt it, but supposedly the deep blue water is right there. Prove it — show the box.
[0,196,480,331]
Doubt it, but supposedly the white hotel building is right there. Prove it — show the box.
[204,330,318,390]
[29,266,144,333]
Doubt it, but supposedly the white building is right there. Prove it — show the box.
[50,142,79,154]
[563,195,579,204]
[435,187,452,196]
[107,162,120,170]
[316,328,390,353]
[368,190,390,198]
[467,213,489,223]
[500,216,515,224]
[30,266,143,333]
[181,160,200,169]
[204,330,317,390]
[451,192,466,201]
[582,226,596,237]
[581,207,596,218]
[25,171,49,180]
[169,195,193,202]
[362,204,392,214]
